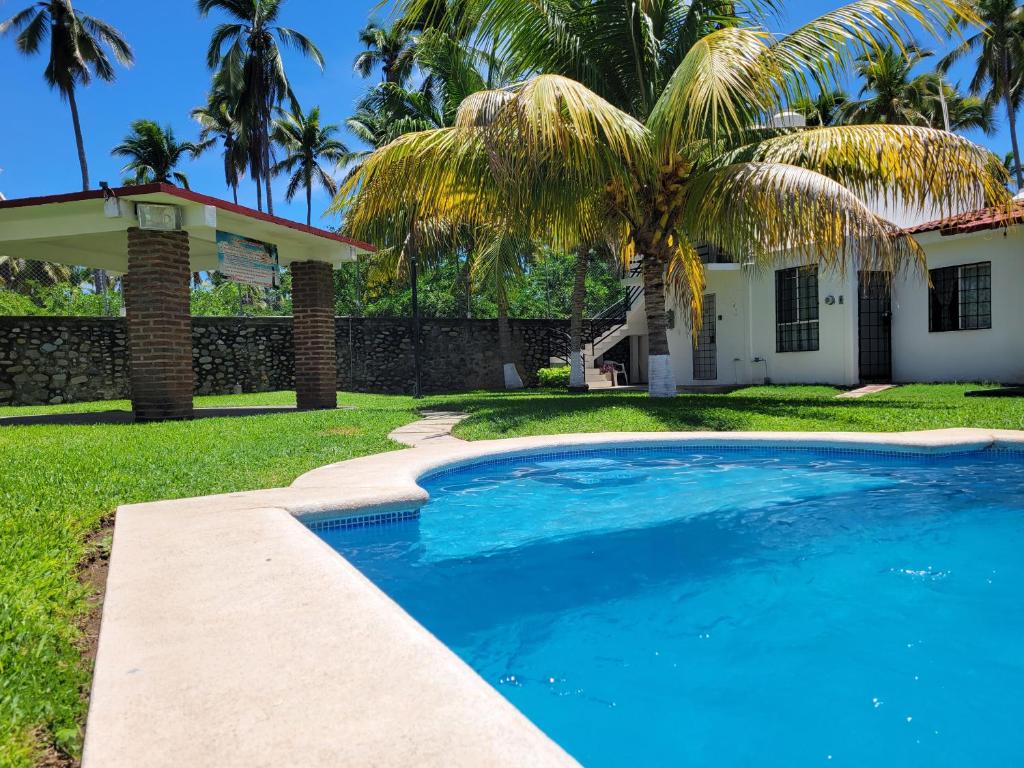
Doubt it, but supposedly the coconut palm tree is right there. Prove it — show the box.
[271,106,347,226]
[1,0,133,192]
[348,0,1010,397]
[197,0,324,215]
[354,20,417,84]
[193,64,249,204]
[112,120,199,188]
[942,0,1024,188]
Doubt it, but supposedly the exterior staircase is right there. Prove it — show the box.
[548,260,644,388]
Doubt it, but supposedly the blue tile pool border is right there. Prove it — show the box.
[302,442,1024,532]
[305,508,421,532]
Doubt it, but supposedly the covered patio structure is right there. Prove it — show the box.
[0,183,373,420]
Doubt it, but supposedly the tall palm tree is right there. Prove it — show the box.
[347,0,1010,397]
[354,21,417,84]
[112,119,199,188]
[271,106,347,225]
[193,65,249,204]
[941,0,1024,188]
[1,0,133,191]
[197,0,324,215]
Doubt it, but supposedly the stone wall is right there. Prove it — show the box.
[0,317,129,405]
[192,318,293,395]
[0,315,599,405]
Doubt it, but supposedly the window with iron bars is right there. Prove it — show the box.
[928,262,991,332]
[775,266,819,352]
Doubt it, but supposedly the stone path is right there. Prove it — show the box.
[836,384,896,399]
[388,410,470,447]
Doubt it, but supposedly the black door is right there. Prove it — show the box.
[693,294,717,381]
[858,271,892,382]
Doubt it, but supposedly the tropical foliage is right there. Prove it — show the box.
[842,44,994,132]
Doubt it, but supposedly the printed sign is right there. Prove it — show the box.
[216,231,279,287]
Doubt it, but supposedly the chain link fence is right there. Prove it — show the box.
[0,257,291,317]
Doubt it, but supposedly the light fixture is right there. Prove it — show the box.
[136,203,181,231]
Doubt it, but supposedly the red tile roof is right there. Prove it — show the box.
[905,200,1024,236]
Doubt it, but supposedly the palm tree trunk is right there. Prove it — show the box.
[1005,81,1024,189]
[497,293,524,389]
[263,118,274,215]
[69,88,113,310]
[642,252,677,398]
[67,87,90,192]
[568,244,589,391]
[255,174,263,212]
[231,182,238,206]
[306,180,312,226]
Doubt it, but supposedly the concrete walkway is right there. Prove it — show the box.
[389,410,469,447]
[836,384,896,399]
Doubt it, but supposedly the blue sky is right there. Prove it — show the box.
[0,0,1010,226]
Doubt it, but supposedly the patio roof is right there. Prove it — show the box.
[905,199,1024,237]
[0,183,374,272]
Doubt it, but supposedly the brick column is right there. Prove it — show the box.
[124,227,193,421]
[291,260,336,410]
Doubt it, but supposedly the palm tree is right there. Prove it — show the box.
[347,0,1010,397]
[197,0,324,215]
[942,0,1024,188]
[271,106,347,225]
[842,45,936,125]
[472,229,531,388]
[112,120,199,188]
[354,21,417,84]
[916,76,996,133]
[1,0,133,192]
[193,65,249,204]
[842,44,994,133]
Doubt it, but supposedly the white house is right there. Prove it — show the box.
[597,197,1024,388]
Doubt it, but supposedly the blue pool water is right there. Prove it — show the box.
[315,448,1024,766]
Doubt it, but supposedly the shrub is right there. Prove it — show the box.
[537,366,570,388]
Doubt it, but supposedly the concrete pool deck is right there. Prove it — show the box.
[84,426,1024,767]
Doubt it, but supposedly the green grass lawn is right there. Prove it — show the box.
[2,383,1022,766]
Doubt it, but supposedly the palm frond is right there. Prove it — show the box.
[680,161,927,276]
[648,27,777,156]
[719,124,1011,216]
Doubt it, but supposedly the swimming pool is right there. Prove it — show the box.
[314,447,1024,766]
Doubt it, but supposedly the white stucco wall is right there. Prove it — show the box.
[891,228,1024,384]
[669,267,752,386]
[747,266,860,386]
[667,264,861,387]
